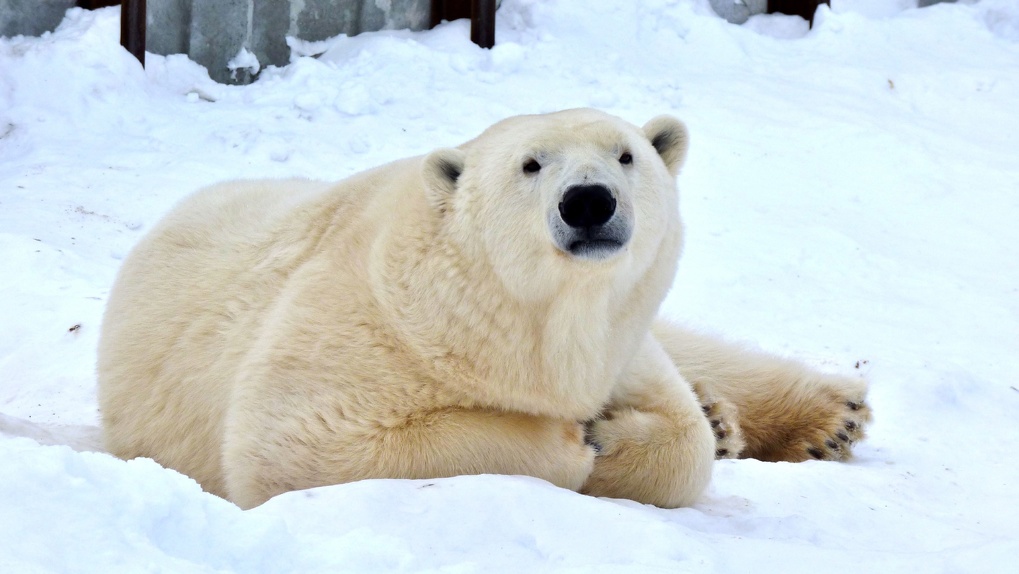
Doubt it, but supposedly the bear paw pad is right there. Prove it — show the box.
[801,399,871,462]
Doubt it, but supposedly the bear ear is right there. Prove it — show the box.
[642,115,689,176]
[422,148,466,212]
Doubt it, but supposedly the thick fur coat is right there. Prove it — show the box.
[98,109,870,509]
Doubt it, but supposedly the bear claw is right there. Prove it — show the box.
[698,397,745,460]
[794,393,871,462]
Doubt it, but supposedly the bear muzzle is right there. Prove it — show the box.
[552,184,632,260]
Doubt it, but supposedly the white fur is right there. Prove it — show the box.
[98,109,870,510]
[98,109,717,509]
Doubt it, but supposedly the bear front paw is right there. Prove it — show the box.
[582,408,714,508]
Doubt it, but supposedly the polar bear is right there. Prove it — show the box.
[98,109,870,510]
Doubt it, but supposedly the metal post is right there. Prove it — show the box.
[471,0,495,49]
[432,0,495,49]
[120,0,146,66]
[431,0,469,27]
[430,0,444,28]
[767,0,829,25]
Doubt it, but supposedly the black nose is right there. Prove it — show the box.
[559,185,616,229]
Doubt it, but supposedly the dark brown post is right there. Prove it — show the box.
[768,0,829,25]
[120,0,145,66]
[430,0,442,28]
[471,0,495,49]
[431,0,470,27]
[431,0,495,49]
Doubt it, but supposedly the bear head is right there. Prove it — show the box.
[421,108,689,302]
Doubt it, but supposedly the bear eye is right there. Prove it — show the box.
[619,152,633,165]
[523,159,542,174]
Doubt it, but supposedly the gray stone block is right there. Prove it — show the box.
[190,0,258,83]
[708,0,768,25]
[250,0,290,79]
[0,0,76,38]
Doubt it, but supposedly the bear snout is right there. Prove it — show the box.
[552,184,632,261]
[559,184,616,229]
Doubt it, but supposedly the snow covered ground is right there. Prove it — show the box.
[1,0,1018,571]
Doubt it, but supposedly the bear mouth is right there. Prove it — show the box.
[549,207,632,262]
[566,238,625,260]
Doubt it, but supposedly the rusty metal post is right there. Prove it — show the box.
[471,0,495,49]
[120,0,146,66]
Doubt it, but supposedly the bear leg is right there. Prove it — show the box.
[222,405,597,509]
[582,335,715,508]
[652,321,872,463]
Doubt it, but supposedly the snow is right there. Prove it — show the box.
[227,47,262,78]
[1,0,1018,571]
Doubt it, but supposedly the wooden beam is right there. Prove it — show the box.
[120,0,146,66]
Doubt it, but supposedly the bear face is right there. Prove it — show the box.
[422,109,689,304]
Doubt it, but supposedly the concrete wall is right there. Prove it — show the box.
[147,0,434,84]
[708,1,958,25]
[0,0,76,37]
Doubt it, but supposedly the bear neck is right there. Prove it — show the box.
[373,211,677,421]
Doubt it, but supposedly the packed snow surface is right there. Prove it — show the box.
[2,0,1018,571]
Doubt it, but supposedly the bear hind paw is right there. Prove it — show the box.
[800,400,871,462]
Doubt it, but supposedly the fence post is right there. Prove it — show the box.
[767,1,829,24]
[120,0,145,66]
[471,0,495,49]
[432,0,495,49]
